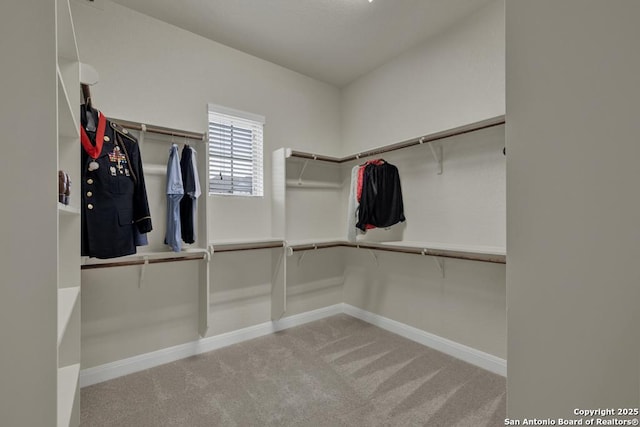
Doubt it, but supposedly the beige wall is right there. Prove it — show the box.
[341,0,504,156]
[0,1,58,425]
[344,250,506,358]
[506,0,640,417]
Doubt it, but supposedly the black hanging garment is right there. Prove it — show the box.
[80,105,152,259]
[179,145,196,244]
[356,160,406,231]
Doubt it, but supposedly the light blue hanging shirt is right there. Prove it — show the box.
[164,144,184,252]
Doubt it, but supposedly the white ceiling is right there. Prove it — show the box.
[111,0,493,87]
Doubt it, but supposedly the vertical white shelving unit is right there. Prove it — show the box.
[271,148,345,320]
[56,0,81,425]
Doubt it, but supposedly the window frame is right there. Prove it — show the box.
[207,103,265,197]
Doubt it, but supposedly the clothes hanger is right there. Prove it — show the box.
[81,83,93,111]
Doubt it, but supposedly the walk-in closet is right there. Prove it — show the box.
[2,0,639,426]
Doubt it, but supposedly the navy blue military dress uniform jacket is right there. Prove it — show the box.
[81,106,152,259]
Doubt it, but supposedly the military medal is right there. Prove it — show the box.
[108,144,129,175]
[115,146,123,174]
[80,111,107,171]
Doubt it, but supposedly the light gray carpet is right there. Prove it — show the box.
[81,314,505,426]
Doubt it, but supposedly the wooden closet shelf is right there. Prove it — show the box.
[353,242,506,264]
[287,240,506,264]
[287,115,505,164]
[57,287,80,346]
[210,239,285,253]
[81,251,208,270]
[57,363,80,427]
[288,241,345,252]
[57,67,80,140]
[109,117,206,141]
[58,203,80,216]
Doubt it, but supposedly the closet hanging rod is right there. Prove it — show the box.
[288,115,506,164]
[81,253,206,270]
[209,239,285,253]
[108,117,206,142]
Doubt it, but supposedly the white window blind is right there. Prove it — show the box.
[208,104,264,197]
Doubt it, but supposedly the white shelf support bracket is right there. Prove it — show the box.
[286,246,294,257]
[138,256,149,288]
[433,256,445,278]
[367,249,379,267]
[271,250,285,283]
[138,126,145,150]
[421,137,443,175]
[298,160,309,186]
[421,249,444,278]
[297,251,307,267]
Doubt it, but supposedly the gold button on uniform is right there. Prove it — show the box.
[87,204,94,210]
[86,191,93,197]
[104,136,110,142]
[87,178,94,184]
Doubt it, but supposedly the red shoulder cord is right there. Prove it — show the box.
[80,111,106,159]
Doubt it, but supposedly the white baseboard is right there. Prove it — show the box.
[80,302,505,387]
[80,304,343,388]
[342,304,506,376]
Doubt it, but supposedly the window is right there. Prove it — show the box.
[208,104,264,196]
